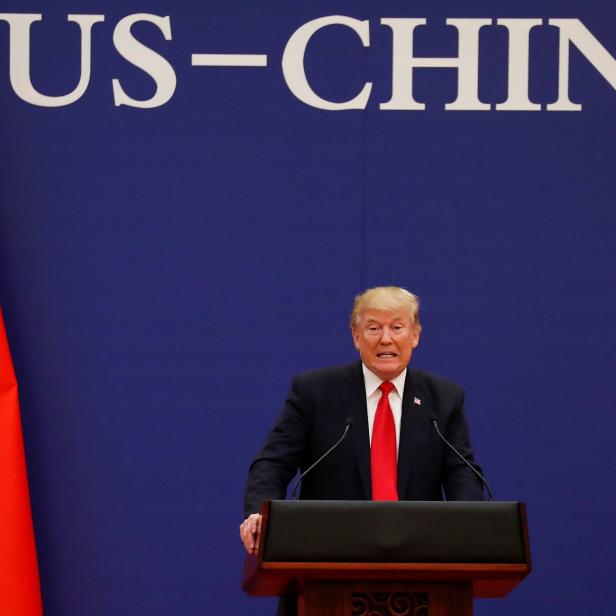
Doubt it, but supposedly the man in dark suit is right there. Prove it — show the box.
[240,286,484,556]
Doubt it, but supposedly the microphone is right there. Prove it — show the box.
[291,417,354,500]
[429,414,494,501]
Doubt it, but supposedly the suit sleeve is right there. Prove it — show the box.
[243,376,312,516]
[441,389,486,501]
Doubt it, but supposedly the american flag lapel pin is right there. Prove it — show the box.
[414,396,422,406]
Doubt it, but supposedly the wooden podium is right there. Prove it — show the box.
[242,500,531,615]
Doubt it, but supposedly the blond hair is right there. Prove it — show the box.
[350,286,421,331]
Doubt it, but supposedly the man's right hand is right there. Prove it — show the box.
[239,513,262,555]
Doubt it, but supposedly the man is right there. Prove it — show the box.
[240,286,484,556]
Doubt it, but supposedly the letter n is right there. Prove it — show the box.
[548,18,616,111]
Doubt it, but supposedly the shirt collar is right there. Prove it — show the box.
[361,363,407,398]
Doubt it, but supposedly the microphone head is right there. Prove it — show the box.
[344,416,355,427]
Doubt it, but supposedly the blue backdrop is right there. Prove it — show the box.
[1,1,615,614]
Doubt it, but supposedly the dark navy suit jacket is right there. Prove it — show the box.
[244,362,484,516]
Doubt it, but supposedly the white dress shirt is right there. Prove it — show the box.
[362,363,407,457]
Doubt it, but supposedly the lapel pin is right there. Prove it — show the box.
[414,397,422,406]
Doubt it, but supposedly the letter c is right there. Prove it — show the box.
[282,15,372,110]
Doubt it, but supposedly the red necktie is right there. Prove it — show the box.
[371,382,398,501]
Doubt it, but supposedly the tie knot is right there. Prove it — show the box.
[379,382,395,396]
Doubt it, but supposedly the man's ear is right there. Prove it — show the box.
[412,326,420,349]
[351,328,361,351]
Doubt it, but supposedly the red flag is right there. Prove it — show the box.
[0,308,43,616]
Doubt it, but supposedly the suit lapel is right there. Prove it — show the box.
[340,362,371,499]
[397,370,434,498]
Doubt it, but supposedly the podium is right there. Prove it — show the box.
[242,500,531,615]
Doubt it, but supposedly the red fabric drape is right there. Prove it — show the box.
[0,308,43,616]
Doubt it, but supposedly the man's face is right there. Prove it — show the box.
[352,308,420,381]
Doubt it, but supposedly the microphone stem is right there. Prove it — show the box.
[291,423,351,500]
[432,420,494,502]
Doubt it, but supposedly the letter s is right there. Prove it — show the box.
[112,13,176,108]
